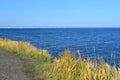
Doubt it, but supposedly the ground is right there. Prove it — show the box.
[0,50,30,80]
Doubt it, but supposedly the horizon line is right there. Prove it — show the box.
[0,25,120,28]
[0,27,120,29]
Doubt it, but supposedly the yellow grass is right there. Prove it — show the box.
[51,50,120,80]
[0,38,120,80]
[0,38,51,62]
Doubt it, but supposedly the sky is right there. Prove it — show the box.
[0,0,120,28]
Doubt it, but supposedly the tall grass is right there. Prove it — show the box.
[51,50,120,80]
[0,38,120,80]
[0,38,51,62]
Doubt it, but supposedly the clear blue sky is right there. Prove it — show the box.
[0,0,120,28]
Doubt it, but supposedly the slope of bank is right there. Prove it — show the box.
[0,38,120,80]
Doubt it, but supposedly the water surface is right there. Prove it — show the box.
[0,28,120,66]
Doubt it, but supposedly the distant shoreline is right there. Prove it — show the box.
[0,27,120,29]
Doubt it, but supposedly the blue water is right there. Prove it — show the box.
[0,28,120,66]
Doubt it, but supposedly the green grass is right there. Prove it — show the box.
[0,38,51,62]
[0,38,120,80]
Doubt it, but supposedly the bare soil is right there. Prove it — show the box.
[0,50,30,80]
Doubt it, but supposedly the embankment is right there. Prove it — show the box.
[0,38,120,80]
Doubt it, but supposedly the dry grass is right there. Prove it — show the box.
[0,38,51,62]
[51,50,120,80]
[0,38,120,80]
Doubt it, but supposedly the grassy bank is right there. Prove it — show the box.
[0,38,120,80]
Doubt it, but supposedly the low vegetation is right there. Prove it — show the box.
[0,38,120,80]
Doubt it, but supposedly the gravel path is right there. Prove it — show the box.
[0,50,30,80]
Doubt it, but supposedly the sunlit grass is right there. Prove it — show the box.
[0,38,120,80]
[51,50,120,80]
[0,38,51,62]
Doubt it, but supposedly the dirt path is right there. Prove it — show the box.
[0,50,30,80]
